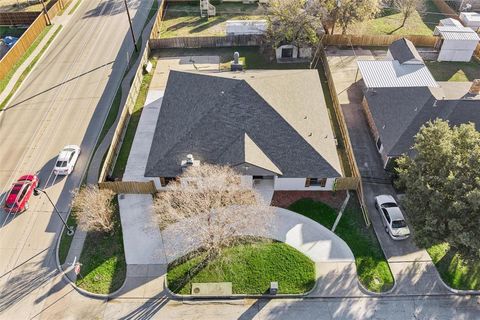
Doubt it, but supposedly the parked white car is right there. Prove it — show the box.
[53,145,80,175]
[374,195,410,240]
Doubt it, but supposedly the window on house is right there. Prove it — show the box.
[376,137,382,151]
[306,178,327,187]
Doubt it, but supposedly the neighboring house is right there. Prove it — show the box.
[144,69,343,190]
[357,38,438,88]
[434,18,479,62]
[357,38,480,168]
[459,12,480,30]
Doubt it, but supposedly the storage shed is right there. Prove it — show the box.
[459,12,480,31]
[434,18,480,62]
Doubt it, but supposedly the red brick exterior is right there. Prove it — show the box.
[271,191,347,209]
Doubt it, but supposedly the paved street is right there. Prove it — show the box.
[326,48,449,295]
[0,0,153,318]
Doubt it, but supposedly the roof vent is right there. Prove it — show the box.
[468,79,480,95]
[181,154,200,169]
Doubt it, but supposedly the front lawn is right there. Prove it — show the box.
[76,198,126,294]
[160,3,266,38]
[288,197,394,292]
[425,60,480,82]
[427,243,480,290]
[167,241,316,295]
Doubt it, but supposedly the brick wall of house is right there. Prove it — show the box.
[271,190,347,209]
[362,97,380,142]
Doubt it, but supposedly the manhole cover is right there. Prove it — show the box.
[193,287,200,294]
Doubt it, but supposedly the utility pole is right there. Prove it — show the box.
[123,0,138,52]
[41,0,51,26]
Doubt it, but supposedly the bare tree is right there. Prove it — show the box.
[336,0,380,34]
[153,164,274,269]
[72,185,116,233]
[265,0,327,48]
[394,0,425,28]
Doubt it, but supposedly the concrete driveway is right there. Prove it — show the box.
[326,47,449,295]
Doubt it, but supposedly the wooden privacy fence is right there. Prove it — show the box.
[0,0,68,81]
[150,34,264,49]
[99,181,157,194]
[323,34,439,48]
[317,45,370,226]
[0,12,40,25]
[99,0,165,183]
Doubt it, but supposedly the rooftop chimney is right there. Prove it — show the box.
[469,79,480,95]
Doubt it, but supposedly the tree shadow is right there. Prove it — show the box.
[0,253,57,313]
[82,0,141,19]
[118,293,169,320]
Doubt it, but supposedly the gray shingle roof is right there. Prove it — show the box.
[145,70,342,178]
[364,83,480,157]
[388,38,424,64]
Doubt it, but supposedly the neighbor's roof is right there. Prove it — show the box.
[388,38,423,64]
[434,25,480,41]
[145,69,342,178]
[363,82,480,157]
[439,18,464,27]
[357,60,438,88]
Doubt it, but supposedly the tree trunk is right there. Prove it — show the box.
[401,14,408,27]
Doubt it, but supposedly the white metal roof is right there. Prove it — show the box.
[439,18,463,27]
[357,60,438,88]
[434,25,480,41]
[460,12,480,22]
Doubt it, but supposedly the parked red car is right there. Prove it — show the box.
[4,174,39,213]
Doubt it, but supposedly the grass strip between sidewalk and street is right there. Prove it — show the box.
[167,241,316,295]
[58,212,79,265]
[427,243,480,290]
[0,25,62,111]
[76,197,126,294]
[288,197,394,293]
[68,0,82,15]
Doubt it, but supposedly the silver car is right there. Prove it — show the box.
[374,195,410,240]
[53,145,81,175]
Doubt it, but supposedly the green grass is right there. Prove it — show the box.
[348,9,433,36]
[0,26,27,38]
[425,60,480,82]
[288,197,394,292]
[58,211,78,265]
[0,25,62,110]
[161,3,266,38]
[167,241,316,295]
[76,198,126,294]
[427,243,480,290]
[111,59,158,178]
[68,0,82,15]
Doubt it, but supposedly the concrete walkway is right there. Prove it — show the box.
[326,47,449,295]
[161,207,363,297]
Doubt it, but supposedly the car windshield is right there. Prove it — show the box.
[382,202,398,208]
[56,161,67,167]
[392,220,407,228]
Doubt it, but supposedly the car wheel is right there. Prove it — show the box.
[24,203,29,211]
[385,226,389,234]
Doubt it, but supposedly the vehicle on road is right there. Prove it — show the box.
[4,175,39,213]
[53,145,81,175]
[374,195,411,240]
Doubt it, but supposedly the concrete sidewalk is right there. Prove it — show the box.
[326,47,449,295]
[0,24,62,106]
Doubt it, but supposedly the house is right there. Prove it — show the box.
[362,82,480,168]
[459,12,480,30]
[357,38,438,88]
[357,38,480,168]
[434,18,480,62]
[144,69,343,191]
